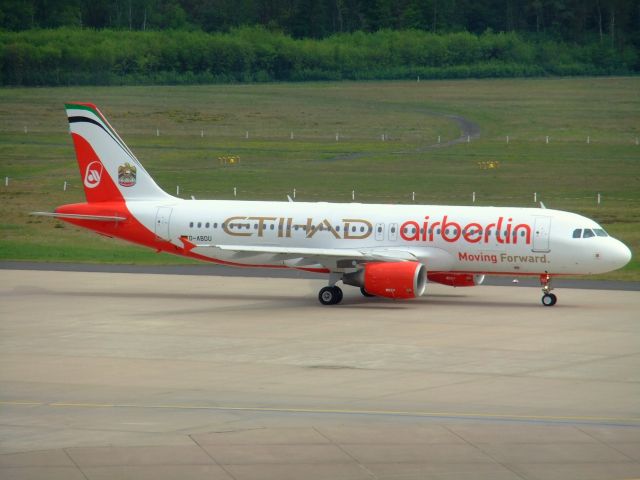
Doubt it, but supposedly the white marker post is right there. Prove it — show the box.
[201,129,204,138]
[293,188,296,199]
[63,181,67,191]
[412,191,415,202]
[5,176,8,187]
[381,134,385,141]
[156,128,160,137]
[534,192,537,203]
[467,135,471,143]
[506,135,509,144]
[234,187,237,198]
[351,190,355,201]
[176,185,180,196]
[290,131,294,140]
[597,193,601,205]
[245,131,249,139]
[587,136,590,144]
[472,191,476,203]
[545,135,549,144]
[437,135,441,144]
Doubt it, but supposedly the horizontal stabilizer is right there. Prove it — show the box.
[31,212,127,222]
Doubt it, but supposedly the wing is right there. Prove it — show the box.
[180,237,453,271]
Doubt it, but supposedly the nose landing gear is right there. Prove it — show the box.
[540,274,557,306]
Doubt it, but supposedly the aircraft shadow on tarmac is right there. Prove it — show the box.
[18,286,579,310]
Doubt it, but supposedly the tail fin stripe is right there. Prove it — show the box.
[68,116,132,160]
[66,105,131,157]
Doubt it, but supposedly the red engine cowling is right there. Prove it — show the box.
[362,261,427,299]
[427,272,485,287]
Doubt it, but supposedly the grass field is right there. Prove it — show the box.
[1,77,639,280]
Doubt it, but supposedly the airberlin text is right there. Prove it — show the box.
[400,215,531,245]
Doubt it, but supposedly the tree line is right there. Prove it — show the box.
[2,0,638,45]
[2,27,636,86]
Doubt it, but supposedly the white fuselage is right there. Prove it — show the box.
[128,199,631,276]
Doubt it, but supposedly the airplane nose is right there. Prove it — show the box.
[611,239,632,270]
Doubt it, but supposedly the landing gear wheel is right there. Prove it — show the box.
[541,293,557,307]
[319,286,343,305]
[360,287,375,297]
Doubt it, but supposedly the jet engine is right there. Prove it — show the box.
[343,261,426,299]
[427,272,485,287]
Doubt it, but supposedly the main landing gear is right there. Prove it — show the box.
[540,273,557,307]
[318,286,343,305]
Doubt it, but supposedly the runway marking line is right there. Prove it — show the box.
[1,400,639,426]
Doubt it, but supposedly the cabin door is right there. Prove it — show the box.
[155,207,172,241]
[532,216,551,252]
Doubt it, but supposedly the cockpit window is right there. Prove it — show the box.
[583,229,595,238]
[593,228,608,237]
[572,229,582,238]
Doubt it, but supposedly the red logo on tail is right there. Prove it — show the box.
[84,161,103,189]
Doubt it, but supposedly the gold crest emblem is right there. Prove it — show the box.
[118,162,137,187]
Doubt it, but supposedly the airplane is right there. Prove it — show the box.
[34,103,632,306]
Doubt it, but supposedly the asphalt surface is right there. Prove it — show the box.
[1,269,639,480]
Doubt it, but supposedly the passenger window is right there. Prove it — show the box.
[391,227,396,233]
[205,222,210,228]
[583,229,595,238]
[189,222,194,228]
[336,226,340,231]
[197,222,202,228]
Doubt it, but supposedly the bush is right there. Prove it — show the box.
[0,27,636,86]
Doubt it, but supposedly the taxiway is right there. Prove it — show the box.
[1,269,639,480]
